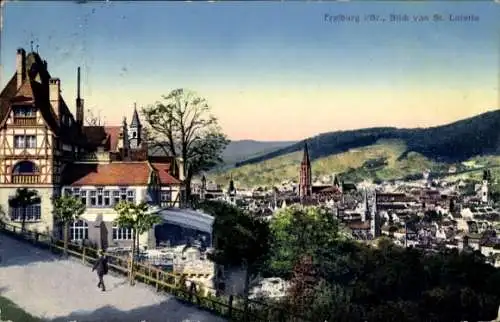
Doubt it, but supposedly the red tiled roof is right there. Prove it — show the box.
[104,126,121,152]
[62,162,152,186]
[152,163,181,185]
[348,221,371,230]
[11,79,35,102]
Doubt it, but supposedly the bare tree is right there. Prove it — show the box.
[84,108,105,126]
[142,88,229,202]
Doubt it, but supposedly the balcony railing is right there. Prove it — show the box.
[13,117,37,126]
[12,174,40,184]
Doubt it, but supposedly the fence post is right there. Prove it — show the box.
[156,270,160,292]
[33,232,39,245]
[227,295,234,319]
[243,295,249,322]
[188,281,196,303]
[82,247,86,264]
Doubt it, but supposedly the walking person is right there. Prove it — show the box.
[92,249,108,291]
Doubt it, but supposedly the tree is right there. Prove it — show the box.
[265,205,349,278]
[114,200,161,285]
[198,200,270,298]
[142,89,230,202]
[10,188,39,233]
[84,108,105,126]
[53,194,86,256]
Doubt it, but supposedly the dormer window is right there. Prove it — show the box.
[13,107,36,126]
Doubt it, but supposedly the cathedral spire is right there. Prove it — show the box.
[299,140,312,202]
[302,140,310,164]
[130,103,141,128]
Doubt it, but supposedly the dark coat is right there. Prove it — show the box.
[92,255,109,276]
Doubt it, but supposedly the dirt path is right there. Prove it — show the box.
[0,233,226,322]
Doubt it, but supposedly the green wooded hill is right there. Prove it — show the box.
[211,110,500,187]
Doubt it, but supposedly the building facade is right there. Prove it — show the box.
[0,48,190,248]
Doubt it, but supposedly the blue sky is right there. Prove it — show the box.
[1,1,498,140]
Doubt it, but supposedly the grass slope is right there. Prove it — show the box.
[0,295,42,322]
[211,139,500,188]
[212,140,441,187]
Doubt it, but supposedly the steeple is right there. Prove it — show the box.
[361,189,368,222]
[228,173,236,196]
[130,103,141,128]
[128,103,142,149]
[302,141,310,165]
[299,140,312,202]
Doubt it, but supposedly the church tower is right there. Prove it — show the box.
[128,103,142,149]
[482,169,491,204]
[361,189,369,222]
[370,191,381,239]
[299,141,312,201]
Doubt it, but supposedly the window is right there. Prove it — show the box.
[104,190,110,206]
[14,135,24,148]
[160,190,171,203]
[127,190,135,203]
[12,161,39,174]
[13,135,36,148]
[9,204,41,222]
[80,190,87,205]
[97,188,103,206]
[112,224,133,240]
[13,107,35,117]
[112,191,120,205]
[26,136,36,148]
[120,188,127,201]
[70,220,88,241]
[132,131,137,138]
[63,188,72,196]
[90,190,97,206]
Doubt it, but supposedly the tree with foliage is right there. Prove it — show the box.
[265,205,350,279]
[10,188,39,233]
[142,89,230,202]
[114,200,162,285]
[197,200,270,298]
[254,205,500,322]
[53,194,86,256]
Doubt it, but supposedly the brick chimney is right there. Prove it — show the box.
[16,48,26,89]
[75,67,84,126]
[49,78,61,119]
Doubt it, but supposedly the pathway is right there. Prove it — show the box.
[0,233,227,322]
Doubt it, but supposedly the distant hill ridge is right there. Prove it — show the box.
[236,110,500,167]
[222,139,297,165]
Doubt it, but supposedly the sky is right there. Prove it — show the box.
[0,1,498,141]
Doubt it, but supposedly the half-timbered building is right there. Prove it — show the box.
[0,48,194,248]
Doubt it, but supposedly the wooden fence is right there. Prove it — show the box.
[0,221,307,322]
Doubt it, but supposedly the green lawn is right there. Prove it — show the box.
[0,295,42,322]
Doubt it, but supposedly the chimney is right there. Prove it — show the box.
[121,117,129,160]
[16,48,26,89]
[76,67,84,126]
[49,78,61,119]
